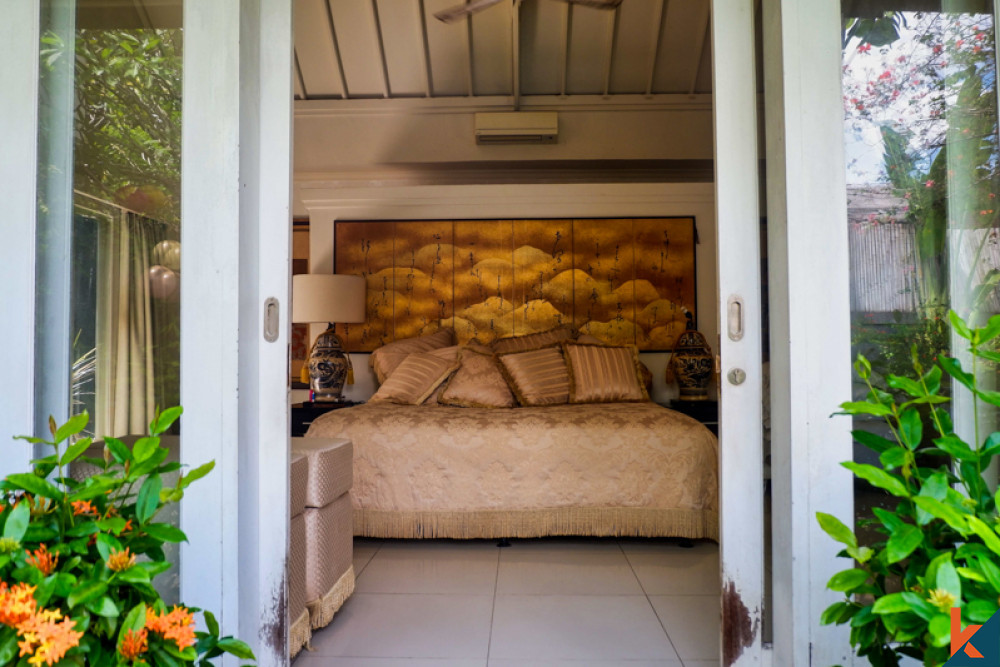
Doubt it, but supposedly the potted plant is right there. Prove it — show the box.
[0,407,254,666]
[818,311,1000,665]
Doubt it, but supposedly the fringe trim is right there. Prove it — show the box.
[354,507,718,541]
[307,565,356,630]
[289,608,311,659]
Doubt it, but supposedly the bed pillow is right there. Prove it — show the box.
[563,342,649,404]
[491,325,575,356]
[370,328,455,384]
[419,346,461,404]
[498,345,570,406]
[440,347,516,408]
[575,333,654,392]
[369,351,460,405]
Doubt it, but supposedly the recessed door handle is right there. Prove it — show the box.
[727,295,744,342]
[263,297,279,343]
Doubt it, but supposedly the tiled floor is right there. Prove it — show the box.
[295,537,721,667]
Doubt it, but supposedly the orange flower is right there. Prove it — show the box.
[15,611,82,667]
[0,582,37,626]
[145,606,196,650]
[119,628,148,660]
[122,519,134,534]
[70,500,96,517]
[26,545,58,576]
[106,548,136,572]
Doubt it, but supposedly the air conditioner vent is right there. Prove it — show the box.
[474,112,558,145]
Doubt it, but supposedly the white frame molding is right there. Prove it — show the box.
[763,0,854,663]
[0,0,41,463]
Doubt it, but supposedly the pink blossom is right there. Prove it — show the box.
[858,43,871,53]
[925,180,935,188]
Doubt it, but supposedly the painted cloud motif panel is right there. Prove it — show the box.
[334,218,696,352]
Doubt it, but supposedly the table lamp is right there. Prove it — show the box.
[292,274,366,401]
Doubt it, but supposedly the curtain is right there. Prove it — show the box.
[94,210,175,437]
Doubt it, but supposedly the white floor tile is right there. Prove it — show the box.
[295,657,486,667]
[497,539,643,595]
[490,595,678,661]
[355,540,499,595]
[623,542,719,596]
[308,593,494,659]
[649,595,720,661]
[352,540,381,577]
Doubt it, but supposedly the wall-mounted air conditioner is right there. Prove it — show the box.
[474,112,558,145]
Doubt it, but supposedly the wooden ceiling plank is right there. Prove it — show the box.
[368,0,392,98]
[560,4,571,96]
[328,0,387,97]
[324,0,351,97]
[294,0,345,98]
[645,0,667,96]
[512,0,521,109]
[376,0,427,97]
[417,0,434,96]
[466,7,475,96]
[470,0,513,96]
[293,51,308,99]
[688,0,710,95]
[601,6,618,97]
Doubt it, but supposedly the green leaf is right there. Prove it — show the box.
[975,313,1000,345]
[69,478,119,501]
[967,516,1000,556]
[966,599,997,623]
[95,533,123,562]
[137,561,172,578]
[917,473,949,525]
[103,437,132,464]
[5,472,63,500]
[67,581,108,609]
[923,365,943,396]
[86,595,119,618]
[855,355,872,380]
[151,406,183,436]
[982,433,1000,458]
[912,497,969,534]
[60,437,93,466]
[887,375,923,398]
[0,627,19,665]
[898,409,923,449]
[177,461,215,490]
[54,412,90,444]
[827,568,869,592]
[879,447,909,470]
[216,638,255,660]
[3,501,30,541]
[136,474,162,525]
[116,566,151,584]
[872,593,912,614]
[929,613,951,647]
[901,592,937,621]
[852,430,896,454]
[118,603,147,651]
[957,567,986,583]
[95,517,127,534]
[939,356,975,393]
[131,436,160,464]
[142,523,188,543]
[204,610,220,637]
[847,546,875,564]
[817,512,857,548]
[933,435,978,461]
[937,560,961,600]
[950,310,974,341]
[886,524,923,564]
[838,401,892,417]
[974,555,1000,593]
[842,462,910,498]
[873,507,905,532]
[128,447,169,481]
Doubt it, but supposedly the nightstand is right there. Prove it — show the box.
[663,400,718,436]
[291,400,362,437]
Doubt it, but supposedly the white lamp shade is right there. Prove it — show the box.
[292,274,366,324]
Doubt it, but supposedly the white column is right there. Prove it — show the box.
[763,0,854,663]
[0,0,40,464]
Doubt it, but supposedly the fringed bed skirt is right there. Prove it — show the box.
[354,507,718,541]
[307,566,356,630]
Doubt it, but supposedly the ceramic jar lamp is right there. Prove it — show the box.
[292,274,367,402]
[670,312,714,401]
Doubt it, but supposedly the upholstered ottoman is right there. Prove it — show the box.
[288,452,311,658]
[290,437,355,629]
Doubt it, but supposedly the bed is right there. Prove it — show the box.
[305,400,718,541]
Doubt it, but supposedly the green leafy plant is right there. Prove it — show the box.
[0,407,254,666]
[819,310,1000,666]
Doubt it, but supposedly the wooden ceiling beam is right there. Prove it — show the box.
[644,0,666,97]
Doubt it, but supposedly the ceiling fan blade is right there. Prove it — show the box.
[556,0,624,8]
[434,0,506,24]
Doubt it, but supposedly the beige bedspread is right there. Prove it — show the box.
[306,402,718,540]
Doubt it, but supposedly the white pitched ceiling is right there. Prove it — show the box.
[293,0,713,101]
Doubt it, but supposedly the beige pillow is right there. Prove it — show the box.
[370,328,455,384]
[491,326,575,355]
[440,347,515,408]
[498,345,570,406]
[575,334,653,392]
[575,333,605,345]
[420,346,461,404]
[563,342,649,404]
[369,352,460,405]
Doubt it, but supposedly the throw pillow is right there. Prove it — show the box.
[497,345,570,406]
[562,342,649,403]
[369,328,455,384]
[491,325,575,355]
[440,347,515,408]
[369,351,460,405]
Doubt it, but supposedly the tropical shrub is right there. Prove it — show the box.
[0,407,254,666]
[819,311,1000,666]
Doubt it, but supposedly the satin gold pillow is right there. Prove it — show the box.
[491,326,575,355]
[370,328,455,384]
[440,347,515,408]
[369,352,460,405]
[563,342,648,404]
[498,345,570,406]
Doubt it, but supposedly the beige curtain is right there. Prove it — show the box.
[94,210,164,437]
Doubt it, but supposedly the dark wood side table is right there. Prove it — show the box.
[291,400,362,437]
[662,400,719,436]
